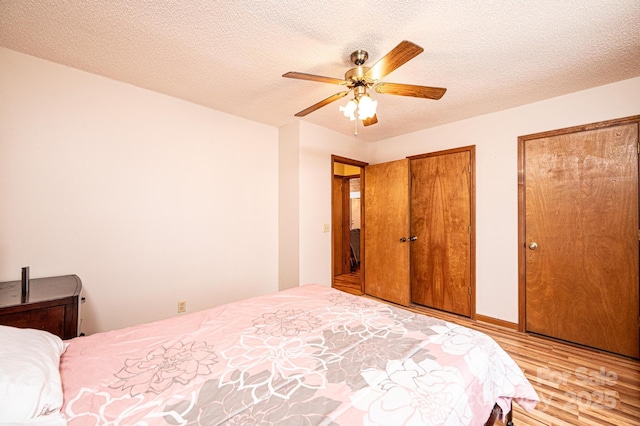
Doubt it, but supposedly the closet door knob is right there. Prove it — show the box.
[529,242,538,250]
[400,237,407,243]
[409,236,418,242]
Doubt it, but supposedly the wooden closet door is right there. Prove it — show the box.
[523,121,639,358]
[410,150,472,316]
[364,159,410,306]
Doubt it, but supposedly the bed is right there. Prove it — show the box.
[1,284,538,425]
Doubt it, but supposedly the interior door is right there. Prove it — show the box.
[332,176,345,276]
[364,159,410,306]
[522,120,639,358]
[410,150,473,316]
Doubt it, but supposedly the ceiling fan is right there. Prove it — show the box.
[283,40,446,130]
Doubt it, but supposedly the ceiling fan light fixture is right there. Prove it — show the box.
[339,99,358,121]
[357,94,377,120]
[340,94,377,122]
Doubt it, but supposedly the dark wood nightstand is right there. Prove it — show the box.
[0,275,82,340]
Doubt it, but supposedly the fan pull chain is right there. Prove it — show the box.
[354,116,359,137]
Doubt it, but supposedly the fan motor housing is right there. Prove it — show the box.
[345,66,371,87]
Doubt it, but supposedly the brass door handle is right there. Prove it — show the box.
[409,236,417,242]
[529,242,538,250]
[400,237,407,243]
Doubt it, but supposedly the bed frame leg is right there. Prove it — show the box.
[505,401,514,426]
[484,401,514,426]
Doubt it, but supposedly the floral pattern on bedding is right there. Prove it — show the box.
[164,376,342,426]
[356,357,474,425]
[252,309,322,337]
[111,341,219,397]
[60,284,538,425]
[219,334,340,402]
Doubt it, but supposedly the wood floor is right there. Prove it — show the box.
[333,271,362,295]
[331,280,640,426]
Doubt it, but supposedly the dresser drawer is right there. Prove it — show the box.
[0,305,65,337]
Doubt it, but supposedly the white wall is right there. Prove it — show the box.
[0,47,279,335]
[298,121,368,286]
[278,121,300,291]
[366,77,640,323]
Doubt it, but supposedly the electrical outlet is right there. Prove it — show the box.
[177,300,187,313]
[323,224,330,233]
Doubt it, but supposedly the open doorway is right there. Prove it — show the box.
[331,155,368,295]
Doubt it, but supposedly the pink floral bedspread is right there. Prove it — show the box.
[60,284,538,425]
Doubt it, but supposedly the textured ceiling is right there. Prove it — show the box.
[1,1,639,142]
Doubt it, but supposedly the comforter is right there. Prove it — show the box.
[60,284,538,425]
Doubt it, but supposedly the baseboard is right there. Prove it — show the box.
[476,314,518,330]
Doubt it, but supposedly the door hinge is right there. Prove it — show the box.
[468,164,471,173]
[468,287,472,295]
[469,225,472,234]
[638,229,640,240]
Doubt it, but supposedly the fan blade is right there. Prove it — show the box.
[283,72,347,85]
[364,41,424,81]
[374,83,446,100]
[294,91,351,117]
[363,114,378,126]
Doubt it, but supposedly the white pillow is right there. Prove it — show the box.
[0,325,67,424]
